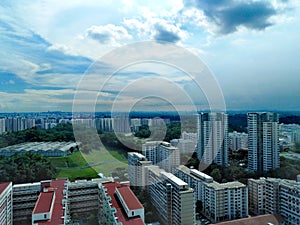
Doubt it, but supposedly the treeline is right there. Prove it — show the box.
[0,153,57,184]
[205,156,300,184]
[0,123,75,148]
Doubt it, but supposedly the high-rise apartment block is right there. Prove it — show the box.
[142,141,180,173]
[175,165,248,224]
[196,112,229,166]
[0,182,13,225]
[248,178,266,215]
[228,131,248,151]
[247,112,280,172]
[146,165,195,225]
[128,152,152,187]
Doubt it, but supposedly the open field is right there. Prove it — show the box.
[49,147,128,181]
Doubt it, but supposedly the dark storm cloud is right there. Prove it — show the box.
[153,24,181,43]
[184,0,278,34]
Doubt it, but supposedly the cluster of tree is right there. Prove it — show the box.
[0,153,57,184]
[0,123,75,148]
[204,156,300,184]
[134,125,151,138]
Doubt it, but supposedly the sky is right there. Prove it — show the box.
[0,0,300,112]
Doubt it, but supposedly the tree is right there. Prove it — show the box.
[210,168,222,182]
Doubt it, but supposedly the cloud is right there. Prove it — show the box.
[85,24,132,45]
[183,0,284,35]
[153,22,185,43]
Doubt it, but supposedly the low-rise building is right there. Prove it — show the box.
[98,182,145,225]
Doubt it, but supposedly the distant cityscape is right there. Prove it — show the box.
[0,111,300,225]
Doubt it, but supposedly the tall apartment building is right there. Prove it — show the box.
[248,177,300,225]
[248,178,266,215]
[142,141,180,173]
[0,182,13,225]
[146,165,195,225]
[175,165,248,224]
[228,131,248,151]
[247,112,280,172]
[98,182,145,225]
[128,152,152,187]
[196,112,228,167]
[0,118,5,134]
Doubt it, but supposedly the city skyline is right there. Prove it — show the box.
[1,0,300,112]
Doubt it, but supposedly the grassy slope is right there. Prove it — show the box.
[49,147,128,181]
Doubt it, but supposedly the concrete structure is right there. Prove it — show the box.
[196,112,228,166]
[247,112,280,172]
[0,118,5,134]
[248,177,300,225]
[228,131,248,151]
[175,165,248,224]
[13,182,41,224]
[170,138,196,154]
[68,178,114,214]
[5,117,36,132]
[32,179,68,225]
[146,165,195,225]
[213,214,284,225]
[248,178,266,215]
[0,142,79,157]
[142,141,180,173]
[98,182,145,225]
[0,182,13,225]
[128,152,152,187]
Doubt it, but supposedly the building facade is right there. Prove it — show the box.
[175,165,248,224]
[142,141,180,173]
[196,112,228,167]
[0,182,13,225]
[248,177,300,225]
[128,152,152,187]
[146,165,195,225]
[247,112,280,172]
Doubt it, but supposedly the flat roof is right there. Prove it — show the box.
[214,214,284,225]
[117,186,143,210]
[33,192,54,214]
[0,141,78,153]
[33,179,67,225]
[103,182,145,225]
[161,171,187,187]
[0,182,11,195]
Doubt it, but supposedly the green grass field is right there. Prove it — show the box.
[49,147,128,181]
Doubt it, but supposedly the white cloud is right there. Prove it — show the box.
[85,24,132,45]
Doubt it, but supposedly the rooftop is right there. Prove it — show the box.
[116,186,143,210]
[213,214,284,225]
[0,182,11,195]
[0,141,78,153]
[161,171,188,187]
[33,179,67,225]
[103,182,145,225]
[33,191,55,214]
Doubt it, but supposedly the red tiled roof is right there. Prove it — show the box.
[214,214,284,225]
[33,191,54,214]
[0,182,11,195]
[117,186,144,210]
[33,179,67,225]
[103,182,145,225]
